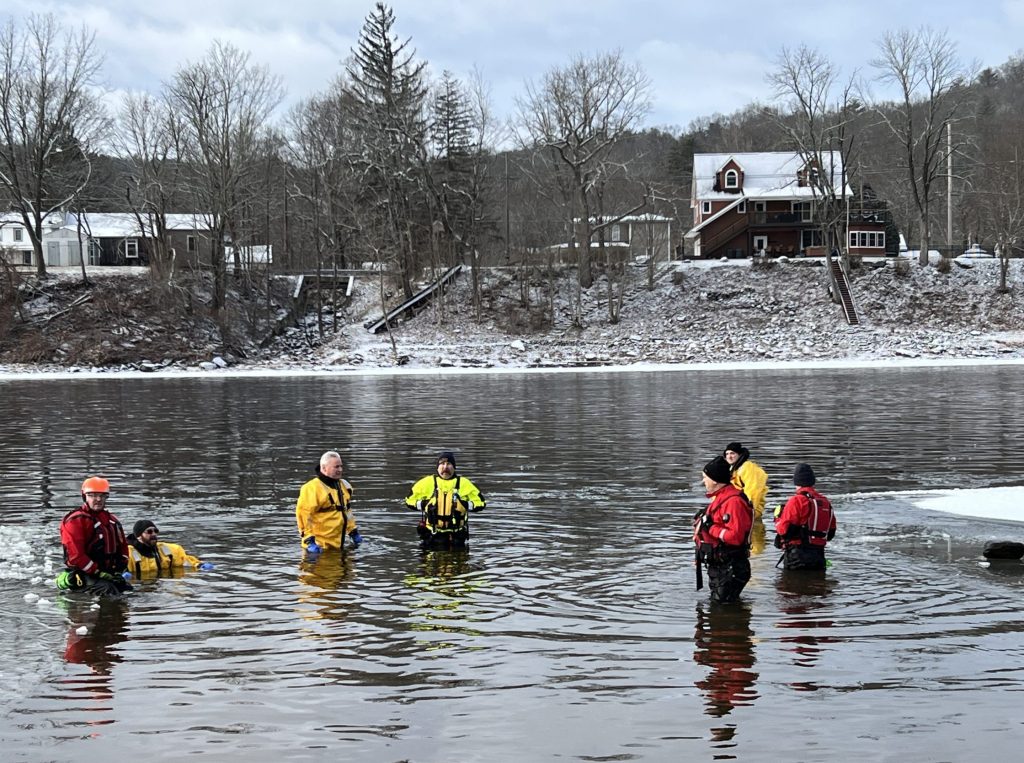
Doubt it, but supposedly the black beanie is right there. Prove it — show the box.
[703,456,733,485]
[437,450,456,467]
[724,441,748,456]
[133,519,158,536]
[794,463,816,487]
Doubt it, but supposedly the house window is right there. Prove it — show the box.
[13,227,23,242]
[792,202,812,222]
[124,238,139,259]
[611,225,621,243]
[850,231,885,248]
[738,200,747,214]
[724,169,739,189]
[187,234,197,252]
[701,201,711,215]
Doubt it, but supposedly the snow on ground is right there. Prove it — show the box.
[4,256,1024,377]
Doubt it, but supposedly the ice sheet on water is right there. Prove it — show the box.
[912,486,1024,523]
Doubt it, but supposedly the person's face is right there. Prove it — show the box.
[84,492,109,511]
[139,527,159,548]
[437,459,455,478]
[701,473,717,493]
[322,456,343,479]
[723,450,739,465]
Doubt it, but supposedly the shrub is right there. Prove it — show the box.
[893,259,911,277]
[936,257,952,274]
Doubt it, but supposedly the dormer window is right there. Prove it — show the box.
[724,169,739,189]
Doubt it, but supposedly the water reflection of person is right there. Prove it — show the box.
[405,550,485,647]
[693,601,759,727]
[297,550,356,625]
[61,596,130,725]
[774,572,838,688]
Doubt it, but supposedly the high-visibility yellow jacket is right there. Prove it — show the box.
[125,541,202,578]
[731,460,768,519]
[295,475,355,549]
[405,474,485,534]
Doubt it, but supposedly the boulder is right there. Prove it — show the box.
[982,541,1024,560]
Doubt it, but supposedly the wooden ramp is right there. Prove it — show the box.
[830,259,860,325]
[364,265,463,334]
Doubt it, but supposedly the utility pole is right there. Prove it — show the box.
[504,153,510,264]
[947,121,953,252]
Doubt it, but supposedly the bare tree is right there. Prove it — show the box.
[768,44,861,291]
[514,49,651,289]
[870,27,975,265]
[115,92,185,283]
[0,13,105,278]
[166,40,284,309]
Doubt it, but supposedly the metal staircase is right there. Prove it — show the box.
[829,258,859,325]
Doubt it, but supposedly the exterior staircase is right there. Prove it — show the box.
[700,217,749,257]
[829,258,859,325]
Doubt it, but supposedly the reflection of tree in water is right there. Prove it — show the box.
[775,572,838,690]
[296,550,356,628]
[60,595,130,728]
[693,600,759,731]
[405,550,487,651]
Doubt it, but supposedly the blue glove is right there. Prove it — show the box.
[349,531,363,547]
[304,538,322,553]
[198,562,215,571]
[122,571,133,580]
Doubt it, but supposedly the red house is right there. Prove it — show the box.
[686,152,888,259]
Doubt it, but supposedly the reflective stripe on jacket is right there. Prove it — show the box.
[696,483,754,550]
[60,505,128,575]
[295,476,355,549]
[405,473,485,534]
[775,487,836,548]
[125,541,202,578]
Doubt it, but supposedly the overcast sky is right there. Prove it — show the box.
[4,0,1024,132]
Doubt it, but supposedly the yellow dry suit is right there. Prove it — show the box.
[125,541,202,578]
[295,475,356,550]
[405,474,485,543]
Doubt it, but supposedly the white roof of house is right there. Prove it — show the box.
[692,151,851,202]
[68,212,214,238]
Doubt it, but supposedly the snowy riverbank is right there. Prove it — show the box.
[3,257,1023,377]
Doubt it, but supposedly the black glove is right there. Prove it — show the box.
[469,502,483,513]
[773,534,784,549]
[700,512,714,532]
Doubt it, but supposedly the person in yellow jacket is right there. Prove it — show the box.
[123,519,214,579]
[723,442,769,520]
[296,450,362,553]
[405,451,485,549]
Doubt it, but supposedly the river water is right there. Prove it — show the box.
[2,365,1024,762]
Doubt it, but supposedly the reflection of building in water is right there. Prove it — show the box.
[774,572,838,690]
[693,601,759,723]
[405,550,488,652]
[296,550,356,631]
[60,596,129,728]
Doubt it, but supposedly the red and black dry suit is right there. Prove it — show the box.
[60,504,129,588]
[774,486,836,570]
[694,483,754,603]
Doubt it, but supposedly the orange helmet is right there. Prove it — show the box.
[81,476,110,494]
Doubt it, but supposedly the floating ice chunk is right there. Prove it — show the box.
[23,592,39,603]
[76,625,88,635]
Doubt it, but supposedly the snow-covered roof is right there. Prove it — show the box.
[0,211,68,227]
[68,213,214,238]
[692,151,851,202]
